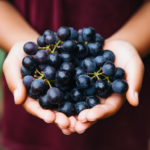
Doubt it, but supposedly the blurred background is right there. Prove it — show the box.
[0,49,6,150]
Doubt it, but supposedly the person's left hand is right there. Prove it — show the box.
[59,39,144,135]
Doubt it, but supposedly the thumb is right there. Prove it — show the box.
[126,55,144,106]
[3,43,27,104]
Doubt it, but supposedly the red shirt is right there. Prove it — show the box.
[2,0,150,150]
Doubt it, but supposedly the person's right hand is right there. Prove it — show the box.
[3,41,71,130]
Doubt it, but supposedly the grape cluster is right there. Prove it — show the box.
[21,26,128,116]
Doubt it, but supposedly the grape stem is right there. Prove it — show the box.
[46,80,52,88]
[51,40,62,53]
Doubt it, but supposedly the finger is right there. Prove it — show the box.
[55,112,70,129]
[77,109,89,123]
[86,93,123,122]
[3,43,27,104]
[68,116,77,132]
[75,121,95,134]
[62,129,72,135]
[23,97,55,123]
[126,55,144,106]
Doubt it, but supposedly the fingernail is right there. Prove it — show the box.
[14,89,19,104]
[134,92,139,106]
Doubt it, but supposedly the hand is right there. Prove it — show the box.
[62,39,144,134]
[3,41,71,129]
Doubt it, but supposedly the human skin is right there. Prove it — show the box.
[1,0,150,134]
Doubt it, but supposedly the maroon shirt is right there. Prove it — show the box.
[1,0,150,150]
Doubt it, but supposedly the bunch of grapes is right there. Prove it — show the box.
[21,26,128,116]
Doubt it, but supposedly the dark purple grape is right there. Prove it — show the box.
[86,96,100,108]
[23,75,33,88]
[103,50,115,62]
[37,36,46,47]
[55,70,71,85]
[58,101,75,116]
[57,27,70,41]
[95,33,104,45]
[60,62,74,73]
[76,75,91,89]
[48,53,61,68]
[43,29,54,36]
[94,55,105,67]
[112,79,128,94]
[21,66,33,76]
[62,40,77,53]
[31,79,46,95]
[76,43,88,59]
[74,101,88,114]
[82,58,96,73]
[47,87,63,104]
[102,62,115,76]
[34,50,48,64]
[60,53,73,62]
[23,42,38,55]
[97,82,112,98]
[45,34,56,44]
[75,67,86,78]
[88,42,102,56]
[112,67,125,80]
[39,94,54,109]
[82,27,95,42]
[71,88,84,102]
[22,56,36,71]
[43,66,56,80]
[69,27,78,40]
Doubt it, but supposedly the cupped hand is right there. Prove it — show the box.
[64,39,144,134]
[3,41,70,129]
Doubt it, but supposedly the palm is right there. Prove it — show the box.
[71,40,144,134]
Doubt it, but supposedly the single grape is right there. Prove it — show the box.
[112,67,125,80]
[58,101,75,116]
[39,94,54,109]
[76,74,91,89]
[102,62,115,76]
[71,88,85,102]
[94,55,105,67]
[43,29,54,36]
[21,66,33,76]
[37,36,46,47]
[60,53,73,62]
[69,27,78,40]
[86,96,100,108]
[23,75,33,89]
[112,79,128,94]
[23,42,38,55]
[88,42,102,56]
[47,87,63,105]
[22,56,36,71]
[45,34,56,44]
[82,27,95,42]
[74,101,88,114]
[82,58,96,72]
[76,43,88,59]
[34,50,48,64]
[103,50,115,62]
[43,65,56,80]
[95,33,104,45]
[60,62,74,73]
[57,26,70,41]
[31,79,46,95]
[55,70,71,85]
[48,53,61,68]
[62,40,77,53]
